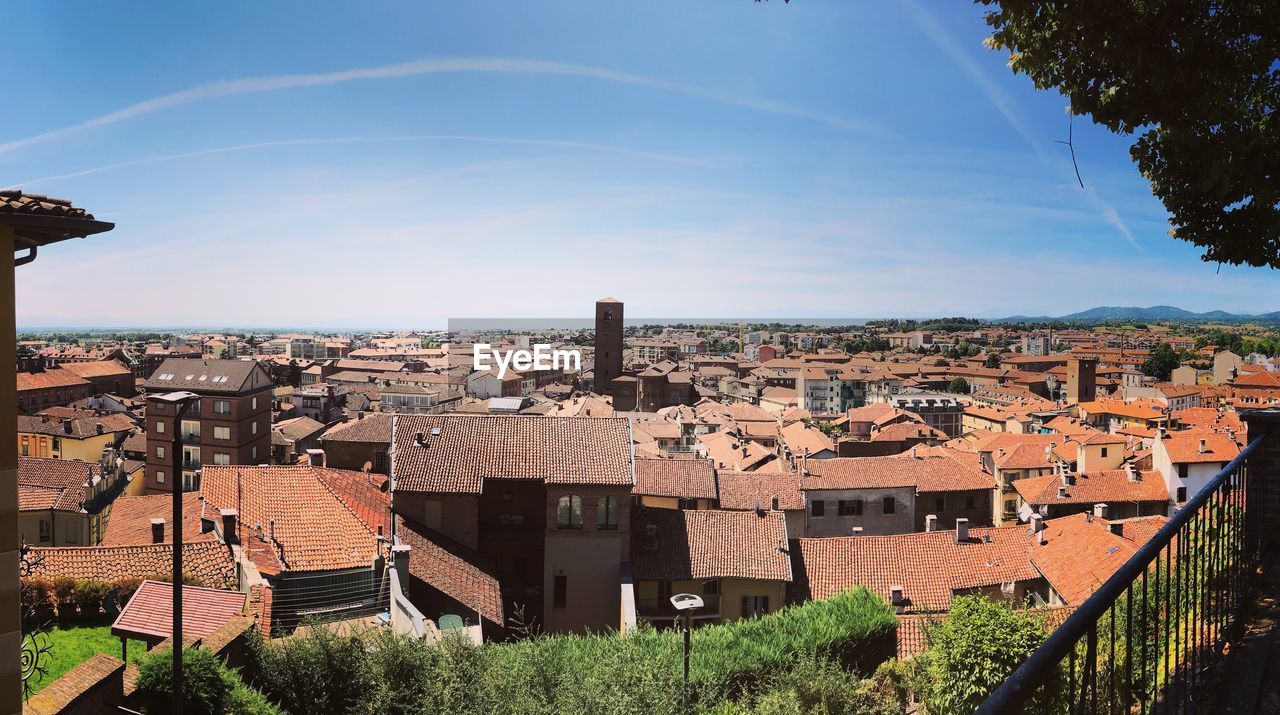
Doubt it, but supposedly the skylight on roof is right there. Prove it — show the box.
[158,373,174,380]
[185,375,195,380]
[1106,546,1120,554]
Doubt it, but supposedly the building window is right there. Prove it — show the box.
[810,499,825,518]
[935,497,945,513]
[882,497,896,515]
[553,574,567,608]
[252,397,258,410]
[1178,463,1189,480]
[214,426,230,440]
[183,472,201,492]
[52,438,61,451]
[837,499,862,516]
[214,452,230,466]
[597,496,619,530]
[155,421,165,434]
[771,497,780,511]
[213,400,231,414]
[39,520,51,543]
[703,579,719,596]
[252,421,258,435]
[1101,447,1109,458]
[373,452,389,473]
[252,446,258,461]
[156,470,165,484]
[556,495,583,529]
[1177,486,1187,502]
[156,446,165,460]
[742,595,770,618]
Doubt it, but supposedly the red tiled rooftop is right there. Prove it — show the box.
[632,508,791,583]
[633,458,717,500]
[112,580,247,642]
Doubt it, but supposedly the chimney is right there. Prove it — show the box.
[391,543,412,593]
[220,508,239,544]
[911,445,919,459]
[96,422,105,435]
[414,430,425,447]
[150,518,165,544]
[955,518,969,543]
[850,526,864,535]
[1093,503,1108,519]
[925,514,938,532]
[63,420,73,434]
[1030,513,1045,533]
[889,585,905,608]
[1198,438,1207,454]
[1126,463,1138,482]
[306,449,326,467]
[1109,522,1124,536]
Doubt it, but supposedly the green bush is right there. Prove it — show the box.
[73,580,110,614]
[134,645,279,715]
[20,578,53,612]
[917,596,1050,715]
[248,589,897,715]
[111,576,145,606]
[51,576,77,609]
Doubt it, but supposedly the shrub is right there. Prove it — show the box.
[111,577,145,606]
[134,645,279,714]
[249,589,897,714]
[918,596,1050,715]
[51,576,76,606]
[20,578,54,613]
[73,580,110,615]
[135,647,235,714]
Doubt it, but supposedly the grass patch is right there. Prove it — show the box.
[26,618,147,696]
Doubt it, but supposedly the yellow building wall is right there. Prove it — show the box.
[17,431,115,462]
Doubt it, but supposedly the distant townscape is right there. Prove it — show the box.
[14,293,1274,707]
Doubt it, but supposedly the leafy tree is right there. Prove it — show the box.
[978,0,1280,267]
[918,596,1050,714]
[946,377,970,394]
[984,353,1002,369]
[1141,342,1181,381]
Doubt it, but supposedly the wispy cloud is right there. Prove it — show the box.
[900,0,1142,252]
[0,57,883,157]
[4,134,708,189]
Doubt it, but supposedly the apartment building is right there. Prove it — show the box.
[391,414,635,635]
[141,359,273,494]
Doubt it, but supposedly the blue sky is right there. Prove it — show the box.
[5,1,1276,329]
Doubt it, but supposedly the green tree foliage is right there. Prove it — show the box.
[917,596,1050,714]
[978,0,1280,267]
[248,590,898,715]
[134,646,279,715]
[1195,328,1245,353]
[1141,342,1181,380]
[946,377,971,394]
[984,353,1003,369]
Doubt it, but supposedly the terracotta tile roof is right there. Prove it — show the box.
[392,415,634,494]
[791,526,1038,612]
[1030,513,1153,605]
[60,360,132,379]
[1013,469,1169,506]
[1232,370,1280,388]
[0,190,99,219]
[716,470,805,511]
[396,517,504,626]
[99,492,215,546]
[993,443,1057,471]
[1160,429,1240,464]
[112,580,247,641]
[17,457,98,512]
[871,422,946,442]
[632,508,791,582]
[698,431,779,472]
[17,368,91,392]
[320,413,392,443]
[29,542,235,588]
[780,421,835,455]
[802,452,993,493]
[314,468,392,537]
[248,583,273,637]
[200,465,381,573]
[633,458,717,500]
[18,412,135,439]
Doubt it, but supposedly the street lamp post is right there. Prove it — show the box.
[670,593,704,709]
[148,390,200,714]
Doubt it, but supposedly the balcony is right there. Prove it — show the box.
[636,595,720,622]
[977,410,1280,714]
[180,432,201,444]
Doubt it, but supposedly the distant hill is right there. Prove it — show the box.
[993,306,1279,324]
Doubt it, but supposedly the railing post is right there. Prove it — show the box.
[1243,409,1280,557]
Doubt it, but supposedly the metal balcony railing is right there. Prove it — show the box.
[976,413,1276,714]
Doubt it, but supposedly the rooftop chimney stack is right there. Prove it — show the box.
[220,508,239,545]
[1109,522,1124,536]
[1198,438,1207,454]
[890,585,905,609]
[925,514,938,532]
[955,518,969,543]
[150,518,165,544]
[306,449,326,467]
[1030,513,1045,533]
[1093,503,1108,519]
